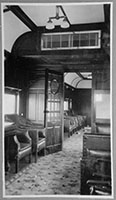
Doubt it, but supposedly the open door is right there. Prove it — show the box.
[44,69,64,154]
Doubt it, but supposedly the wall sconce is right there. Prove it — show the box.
[46,6,70,30]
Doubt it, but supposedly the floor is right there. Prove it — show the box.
[4,129,84,196]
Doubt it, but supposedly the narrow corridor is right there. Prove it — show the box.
[5,130,83,196]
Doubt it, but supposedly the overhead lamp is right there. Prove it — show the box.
[87,73,92,79]
[61,16,70,28]
[46,18,55,30]
[46,6,70,30]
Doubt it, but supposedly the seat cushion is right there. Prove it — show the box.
[20,143,31,151]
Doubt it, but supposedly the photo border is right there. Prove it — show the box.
[0,1,115,200]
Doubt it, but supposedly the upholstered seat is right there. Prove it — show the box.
[5,131,32,173]
[14,131,32,173]
[5,114,46,168]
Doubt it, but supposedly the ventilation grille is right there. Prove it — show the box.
[41,30,101,50]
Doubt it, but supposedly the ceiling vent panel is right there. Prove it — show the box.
[41,30,101,50]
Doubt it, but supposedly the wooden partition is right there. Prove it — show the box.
[83,133,111,157]
[81,132,111,195]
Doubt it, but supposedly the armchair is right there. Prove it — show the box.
[86,159,111,195]
[87,180,111,195]
[5,131,32,173]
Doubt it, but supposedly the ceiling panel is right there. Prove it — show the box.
[20,4,104,27]
[2,3,105,52]
[64,72,92,88]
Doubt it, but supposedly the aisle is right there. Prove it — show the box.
[5,130,83,196]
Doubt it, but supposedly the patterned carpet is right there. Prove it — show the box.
[5,130,83,196]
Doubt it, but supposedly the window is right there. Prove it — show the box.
[64,98,72,111]
[28,92,44,122]
[95,90,110,120]
[4,93,19,114]
[47,93,60,122]
[41,30,101,50]
[64,100,68,111]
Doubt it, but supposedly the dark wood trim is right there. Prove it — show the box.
[7,5,38,31]
[103,4,110,32]
[59,5,71,26]
[76,72,85,80]
[91,72,96,132]
[65,82,76,90]
[61,73,64,150]
[44,69,48,127]
[39,22,106,34]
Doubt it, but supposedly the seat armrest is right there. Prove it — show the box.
[14,135,20,151]
[86,180,111,195]
[86,180,111,187]
[25,131,32,144]
[28,129,38,143]
[38,128,46,139]
[87,149,111,158]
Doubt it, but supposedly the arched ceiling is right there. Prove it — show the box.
[64,72,92,88]
[3,3,104,52]
[3,3,110,89]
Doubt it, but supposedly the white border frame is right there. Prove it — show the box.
[1,1,113,199]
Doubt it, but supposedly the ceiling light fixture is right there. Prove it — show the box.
[46,6,70,30]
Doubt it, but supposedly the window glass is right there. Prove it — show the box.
[80,33,89,47]
[73,34,79,47]
[64,100,68,110]
[47,35,51,48]
[52,34,60,48]
[61,34,69,47]
[90,33,98,46]
[4,94,16,114]
[28,93,36,120]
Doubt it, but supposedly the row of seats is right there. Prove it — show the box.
[5,114,46,174]
[64,113,87,136]
[5,128,46,173]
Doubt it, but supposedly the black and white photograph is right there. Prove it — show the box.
[1,1,114,198]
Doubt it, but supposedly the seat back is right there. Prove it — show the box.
[83,133,111,157]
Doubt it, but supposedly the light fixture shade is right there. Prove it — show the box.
[46,18,55,30]
[61,17,69,28]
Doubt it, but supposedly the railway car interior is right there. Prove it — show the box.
[2,2,112,197]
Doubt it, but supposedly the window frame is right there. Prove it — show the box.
[4,91,19,115]
[41,30,101,50]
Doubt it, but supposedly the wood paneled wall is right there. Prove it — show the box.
[64,86,91,125]
[73,89,91,125]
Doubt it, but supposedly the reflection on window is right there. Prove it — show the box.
[4,93,19,114]
[52,35,60,48]
[95,91,110,119]
[41,30,101,50]
[47,92,61,122]
[28,93,36,120]
[64,101,68,111]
